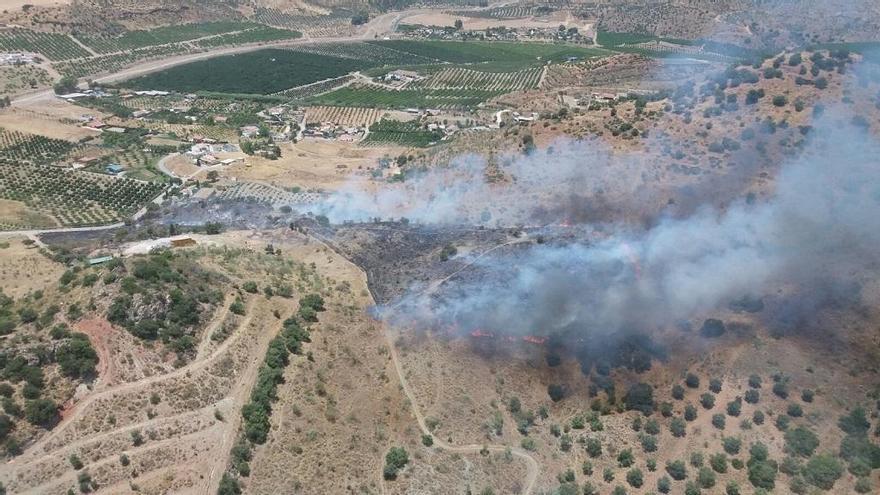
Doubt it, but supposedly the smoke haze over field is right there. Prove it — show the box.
[369,114,880,340]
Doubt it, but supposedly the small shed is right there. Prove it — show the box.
[105,163,124,175]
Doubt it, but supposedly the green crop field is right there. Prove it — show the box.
[367,40,608,66]
[75,22,297,54]
[307,84,503,109]
[0,129,77,166]
[0,29,90,61]
[361,119,444,147]
[125,48,375,94]
[0,163,165,229]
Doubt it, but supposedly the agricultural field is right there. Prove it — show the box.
[361,119,444,147]
[289,41,437,66]
[252,7,359,37]
[305,106,384,127]
[277,74,355,99]
[449,6,546,19]
[0,29,90,61]
[74,22,297,54]
[0,162,164,229]
[0,128,77,165]
[414,66,543,91]
[214,182,321,207]
[52,44,191,79]
[124,48,375,95]
[0,64,52,94]
[190,25,302,49]
[369,40,608,66]
[308,83,503,109]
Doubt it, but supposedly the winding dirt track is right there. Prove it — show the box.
[306,229,541,494]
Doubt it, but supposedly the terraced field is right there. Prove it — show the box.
[74,22,278,54]
[0,162,164,229]
[125,49,374,95]
[305,106,383,127]
[0,29,90,61]
[361,119,444,147]
[308,83,503,109]
[414,66,543,91]
[0,129,77,166]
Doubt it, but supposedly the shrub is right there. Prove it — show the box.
[672,384,685,400]
[784,427,819,459]
[772,95,788,107]
[582,460,593,475]
[685,373,700,388]
[56,333,99,378]
[421,434,433,447]
[383,447,409,480]
[547,384,565,402]
[855,477,874,494]
[802,453,843,490]
[839,407,870,436]
[801,389,814,402]
[748,374,762,388]
[747,443,777,489]
[624,383,654,414]
[709,378,722,393]
[645,418,660,434]
[710,453,728,473]
[217,473,241,495]
[120,454,130,466]
[640,433,657,452]
[131,429,144,446]
[787,403,803,417]
[776,452,801,473]
[670,417,686,437]
[772,381,789,399]
[603,467,614,482]
[618,448,635,467]
[723,437,742,455]
[24,398,57,427]
[701,319,726,338]
[753,410,765,425]
[848,456,871,476]
[666,460,687,480]
[690,452,704,467]
[726,480,740,495]
[698,466,716,488]
[744,389,759,404]
[700,393,715,409]
[242,281,258,293]
[657,475,671,493]
[586,437,602,457]
[775,414,791,431]
[625,467,643,488]
[712,413,726,429]
[726,398,742,417]
[684,404,697,421]
[659,401,673,417]
[69,453,83,469]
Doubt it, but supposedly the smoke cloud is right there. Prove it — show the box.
[370,113,880,341]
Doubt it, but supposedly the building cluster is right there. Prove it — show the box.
[0,52,36,65]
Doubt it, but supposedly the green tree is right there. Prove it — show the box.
[24,398,57,427]
[383,447,409,480]
[785,426,820,457]
[626,468,643,488]
[56,334,98,378]
[666,460,687,480]
[802,453,843,490]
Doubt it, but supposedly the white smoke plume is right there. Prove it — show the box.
[375,112,880,338]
